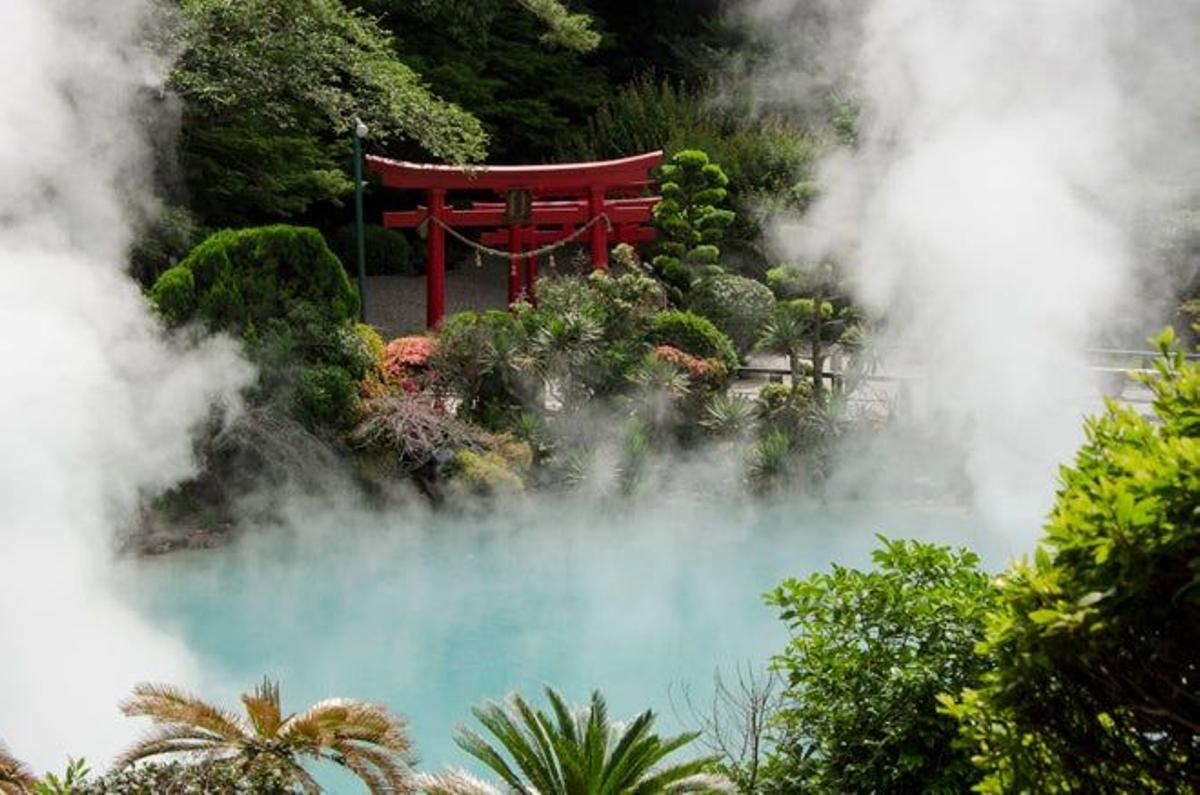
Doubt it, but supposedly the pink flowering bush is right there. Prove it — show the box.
[381,336,438,393]
[652,345,725,383]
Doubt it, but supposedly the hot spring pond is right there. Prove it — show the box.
[118,497,1011,783]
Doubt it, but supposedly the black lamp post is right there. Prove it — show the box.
[353,117,369,322]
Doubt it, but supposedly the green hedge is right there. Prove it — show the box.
[293,364,359,429]
[150,225,358,334]
[330,223,416,277]
[688,271,775,358]
[645,310,738,373]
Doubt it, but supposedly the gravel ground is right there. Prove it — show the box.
[364,265,510,338]
[364,249,593,338]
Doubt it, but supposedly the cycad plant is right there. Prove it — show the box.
[525,311,604,409]
[116,678,413,794]
[0,743,37,794]
[416,688,734,794]
[700,393,757,438]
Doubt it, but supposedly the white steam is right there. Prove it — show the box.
[740,0,1200,526]
[0,0,251,771]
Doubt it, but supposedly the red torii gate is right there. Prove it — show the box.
[366,151,663,328]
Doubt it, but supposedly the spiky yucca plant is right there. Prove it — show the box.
[700,393,757,438]
[418,688,735,795]
[116,678,413,794]
[0,743,37,795]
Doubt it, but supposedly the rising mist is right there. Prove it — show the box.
[0,0,251,771]
[737,0,1200,528]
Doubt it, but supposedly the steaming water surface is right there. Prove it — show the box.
[119,498,1007,780]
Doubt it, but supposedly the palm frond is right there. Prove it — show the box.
[598,710,656,791]
[117,678,415,795]
[509,692,565,793]
[120,682,248,742]
[629,753,719,795]
[661,773,739,793]
[0,742,37,794]
[459,689,716,795]
[412,769,502,795]
[455,726,531,794]
[581,691,609,788]
[241,677,284,738]
[461,699,545,793]
[282,699,411,756]
[114,737,231,770]
[330,743,412,794]
[113,724,233,769]
[543,689,579,747]
[541,689,587,791]
[335,751,387,794]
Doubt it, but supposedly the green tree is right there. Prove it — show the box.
[688,270,776,359]
[31,760,88,795]
[356,0,599,53]
[116,678,413,794]
[416,688,734,794]
[942,331,1200,793]
[652,150,736,291]
[166,0,488,225]
[759,263,859,398]
[581,0,736,86]
[565,76,818,268]
[765,538,999,794]
[514,0,600,51]
[355,0,605,162]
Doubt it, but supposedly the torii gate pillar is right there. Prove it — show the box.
[427,188,446,328]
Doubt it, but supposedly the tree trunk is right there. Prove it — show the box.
[789,351,804,388]
[811,341,825,399]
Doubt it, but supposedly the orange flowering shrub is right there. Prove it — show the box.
[384,336,437,374]
[381,336,438,393]
[652,345,725,383]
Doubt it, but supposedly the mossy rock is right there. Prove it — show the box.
[451,449,525,496]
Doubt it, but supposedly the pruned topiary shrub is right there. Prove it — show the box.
[688,269,775,358]
[149,265,196,325]
[150,225,358,336]
[645,310,738,376]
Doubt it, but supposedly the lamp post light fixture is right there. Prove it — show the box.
[353,117,369,322]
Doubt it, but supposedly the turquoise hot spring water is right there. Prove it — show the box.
[116,495,1014,788]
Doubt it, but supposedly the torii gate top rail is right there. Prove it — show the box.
[367,151,662,191]
[366,151,663,328]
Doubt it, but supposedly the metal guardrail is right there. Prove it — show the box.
[1085,347,1200,362]
[738,347,1198,383]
